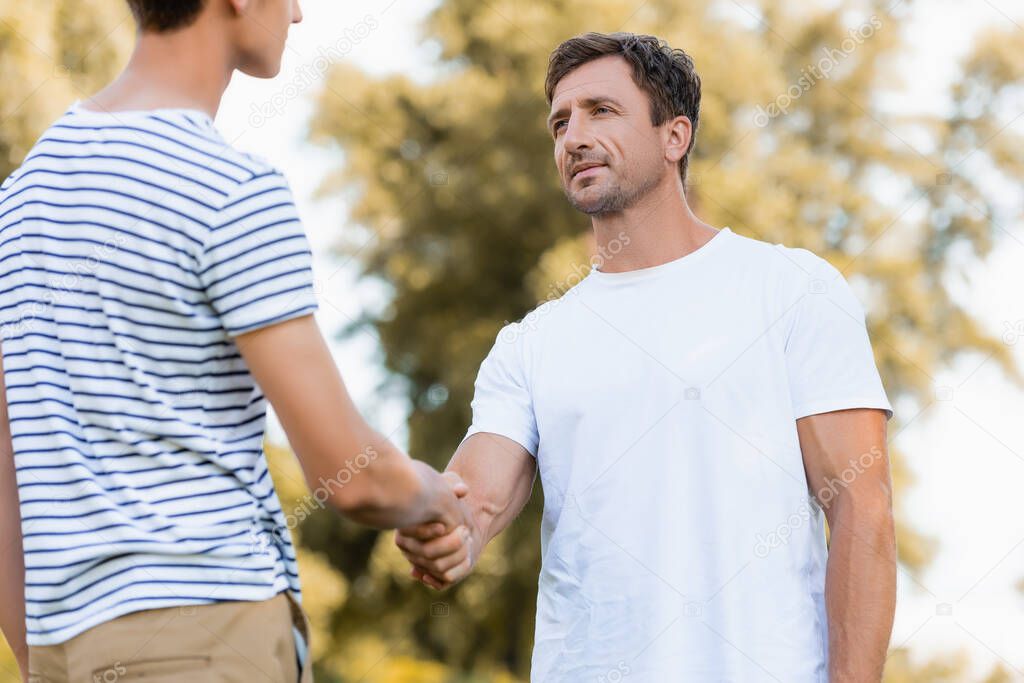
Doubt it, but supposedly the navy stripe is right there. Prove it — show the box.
[25,548,266,574]
[221,285,314,317]
[203,248,311,291]
[36,132,243,182]
[1,339,241,366]
[19,468,246,493]
[210,205,293,240]
[0,199,204,247]
[26,560,272,592]
[210,266,310,306]
[148,114,226,148]
[4,330,241,364]
[197,233,311,276]
[0,234,196,276]
[10,150,226,198]
[0,217,197,262]
[8,380,251,398]
[47,122,251,175]
[219,173,282,211]
[3,362,247,381]
[227,303,318,335]
[26,556,280,600]
[6,326,230,354]
[0,167,218,210]
[0,300,223,332]
[4,315,232,350]
[5,183,207,227]
[1,264,204,302]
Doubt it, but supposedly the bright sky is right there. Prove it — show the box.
[211,0,1024,677]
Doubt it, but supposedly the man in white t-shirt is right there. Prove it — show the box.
[396,32,896,682]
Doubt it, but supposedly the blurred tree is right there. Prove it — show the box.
[0,0,131,181]
[2,0,1023,681]
[882,649,1014,683]
[307,0,1024,678]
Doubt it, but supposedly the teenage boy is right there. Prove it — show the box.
[0,2,472,681]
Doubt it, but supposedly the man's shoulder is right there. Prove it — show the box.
[725,229,838,283]
[494,297,565,346]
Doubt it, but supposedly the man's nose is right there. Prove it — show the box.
[563,113,592,153]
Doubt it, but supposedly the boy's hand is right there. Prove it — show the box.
[395,474,478,589]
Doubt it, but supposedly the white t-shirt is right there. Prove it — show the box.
[465,226,893,682]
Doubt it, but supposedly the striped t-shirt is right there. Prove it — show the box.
[0,102,319,646]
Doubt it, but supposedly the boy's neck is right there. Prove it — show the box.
[82,25,235,119]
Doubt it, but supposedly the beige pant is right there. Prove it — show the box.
[28,592,313,683]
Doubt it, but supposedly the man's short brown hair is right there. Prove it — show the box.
[545,32,702,184]
[126,0,205,32]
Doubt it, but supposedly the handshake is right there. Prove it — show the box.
[395,470,480,590]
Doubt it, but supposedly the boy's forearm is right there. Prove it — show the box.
[318,427,457,530]
[343,456,453,530]
[825,498,897,681]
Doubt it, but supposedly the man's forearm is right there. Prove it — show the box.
[448,443,536,551]
[824,498,897,681]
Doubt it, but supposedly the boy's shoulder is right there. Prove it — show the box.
[50,104,284,185]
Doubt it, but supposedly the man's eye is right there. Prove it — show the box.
[553,120,567,133]
[595,106,611,114]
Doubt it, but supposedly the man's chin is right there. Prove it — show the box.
[566,187,622,215]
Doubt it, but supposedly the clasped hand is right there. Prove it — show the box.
[395,471,478,590]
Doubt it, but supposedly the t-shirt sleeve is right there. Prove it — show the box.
[198,171,319,336]
[463,323,540,457]
[784,256,894,421]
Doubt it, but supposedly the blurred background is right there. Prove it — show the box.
[1,0,1023,680]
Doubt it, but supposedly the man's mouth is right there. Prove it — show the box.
[570,162,606,180]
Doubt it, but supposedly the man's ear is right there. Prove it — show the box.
[664,115,692,165]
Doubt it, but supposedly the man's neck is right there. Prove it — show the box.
[590,179,719,273]
[82,24,234,119]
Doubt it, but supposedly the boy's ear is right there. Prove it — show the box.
[226,0,250,15]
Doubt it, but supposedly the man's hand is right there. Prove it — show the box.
[395,471,478,590]
[397,433,536,590]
